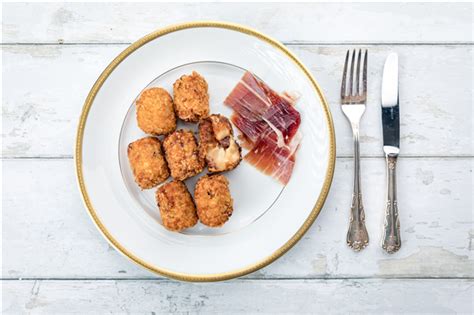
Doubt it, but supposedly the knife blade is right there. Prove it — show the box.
[381,53,400,156]
[381,53,401,254]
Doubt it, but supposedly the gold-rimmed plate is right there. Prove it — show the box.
[75,21,335,281]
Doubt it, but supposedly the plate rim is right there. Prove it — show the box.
[75,21,336,282]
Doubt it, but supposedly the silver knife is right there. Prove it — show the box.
[381,53,401,254]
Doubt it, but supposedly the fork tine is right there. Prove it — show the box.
[349,50,355,98]
[355,49,361,96]
[362,49,368,98]
[341,50,349,99]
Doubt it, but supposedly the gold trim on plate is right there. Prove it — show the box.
[75,21,336,282]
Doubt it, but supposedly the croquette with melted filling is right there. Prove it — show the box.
[199,114,241,173]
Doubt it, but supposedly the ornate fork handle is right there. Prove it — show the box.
[346,126,369,251]
[381,155,401,253]
[347,193,369,251]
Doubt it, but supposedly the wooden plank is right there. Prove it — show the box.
[3,158,472,279]
[2,44,472,158]
[3,279,473,314]
[2,3,473,44]
[2,45,123,158]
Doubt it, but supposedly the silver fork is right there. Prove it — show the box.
[340,49,369,251]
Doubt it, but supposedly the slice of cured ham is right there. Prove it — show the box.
[224,71,302,185]
[231,113,270,145]
[225,71,271,121]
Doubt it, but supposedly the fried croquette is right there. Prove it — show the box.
[173,71,209,122]
[127,137,170,189]
[156,180,198,231]
[199,114,241,173]
[136,87,176,135]
[194,174,233,227]
[162,129,205,180]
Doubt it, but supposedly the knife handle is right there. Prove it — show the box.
[381,155,401,254]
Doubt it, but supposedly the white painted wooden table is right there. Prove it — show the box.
[2,3,473,314]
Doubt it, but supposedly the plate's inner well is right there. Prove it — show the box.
[118,61,285,236]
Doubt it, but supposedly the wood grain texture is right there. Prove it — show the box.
[3,3,473,313]
[3,279,473,314]
[2,3,473,44]
[2,45,472,157]
[3,158,472,279]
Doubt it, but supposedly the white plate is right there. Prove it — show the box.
[76,22,335,281]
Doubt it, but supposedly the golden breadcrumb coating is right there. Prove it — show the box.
[136,87,176,135]
[127,137,170,189]
[173,71,209,122]
[199,114,241,173]
[156,181,198,231]
[162,129,205,180]
[194,174,233,227]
